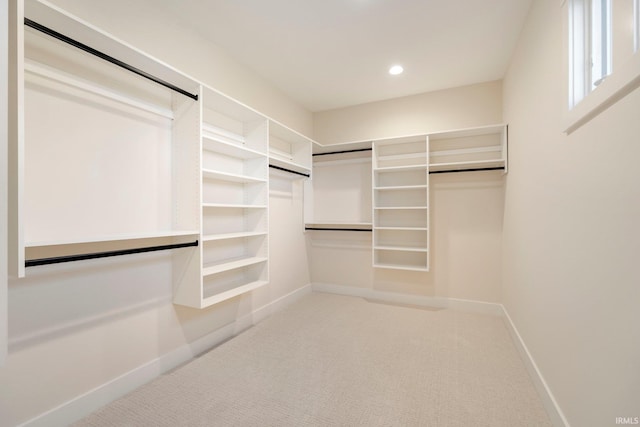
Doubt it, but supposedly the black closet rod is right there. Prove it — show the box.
[269,164,310,178]
[313,148,372,157]
[24,18,199,101]
[305,227,372,232]
[25,240,199,267]
[429,166,505,174]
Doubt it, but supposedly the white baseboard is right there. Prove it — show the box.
[311,282,503,315]
[500,306,570,427]
[312,282,568,427]
[20,284,313,427]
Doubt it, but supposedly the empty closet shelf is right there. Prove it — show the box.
[374,185,428,190]
[374,246,428,252]
[202,232,267,242]
[202,257,268,277]
[374,226,428,231]
[202,280,269,306]
[202,136,265,159]
[429,159,505,172]
[202,203,267,209]
[374,164,428,172]
[374,206,427,210]
[373,263,429,272]
[202,169,266,183]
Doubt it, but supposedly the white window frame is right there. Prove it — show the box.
[565,0,640,133]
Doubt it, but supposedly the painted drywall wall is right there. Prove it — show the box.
[502,0,640,426]
[307,170,504,303]
[45,0,313,137]
[0,3,312,426]
[309,81,505,303]
[1,0,8,366]
[313,80,502,145]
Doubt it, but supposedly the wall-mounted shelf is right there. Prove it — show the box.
[429,125,507,173]
[269,121,312,177]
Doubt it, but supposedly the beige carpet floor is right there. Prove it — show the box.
[75,292,552,426]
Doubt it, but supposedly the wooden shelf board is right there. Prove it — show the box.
[269,156,311,175]
[374,227,428,231]
[374,206,427,210]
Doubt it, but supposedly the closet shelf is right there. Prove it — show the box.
[202,135,265,159]
[374,246,428,253]
[429,159,505,172]
[202,169,267,184]
[202,280,268,306]
[374,164,428,172]
[373,263,429,272]
[202,203,268,209]
[202,232,267,242]
[202,123,245,144]
[25,230,199,248]
[202,257,268,277]
[374,206,427,210]
[269,156,311,176]
[24,60,175,120]
[374,185,428,191]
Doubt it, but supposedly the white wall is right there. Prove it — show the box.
[1,0,8,367]
[307,170,504,303]
[45,0,313,137]
[313,80,502,145]
[309,81,505,303]
[502,0,640,426]
[0,2,312,425]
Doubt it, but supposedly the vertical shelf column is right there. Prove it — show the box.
[176,86,269,308]
[372,135,430,272]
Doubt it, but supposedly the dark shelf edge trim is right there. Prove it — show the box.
[25,240,199,267]
[269,164,310,177]
[24,18,199,101]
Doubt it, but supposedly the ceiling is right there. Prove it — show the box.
[156,0,533,112]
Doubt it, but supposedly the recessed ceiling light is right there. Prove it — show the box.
[389,65,404,75]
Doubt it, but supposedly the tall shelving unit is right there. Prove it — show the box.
[372,136,430,271]
[175,86,269,308]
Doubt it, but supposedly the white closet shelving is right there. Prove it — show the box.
[268,121,313,177]
[10,0,201,278]
[429,125,507,173]
[174,86,270,308]
[304,146,372,231]
[372,136,430,272]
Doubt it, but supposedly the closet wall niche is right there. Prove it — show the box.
[304,124,507,273]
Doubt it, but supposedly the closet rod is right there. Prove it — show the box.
[305,227,372,232]
[429,166,505,174]
[25,240,199,267]
[24,18,199,101]
[269,164,310,178]
[313,148,372,157]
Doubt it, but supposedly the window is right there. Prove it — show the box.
[633,0,640,52]
[565,0,640,133]
[568,0,612,109]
